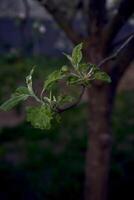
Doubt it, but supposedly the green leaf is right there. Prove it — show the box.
[0,87,30,111]
[55,113,61,123]
[94,72,111,83]
[78,63,90,73]
[57,95,74,105]
[15,86,30,95]
[26,67,35,94]
[26,105,54,130]
[44,70,64,91]
[91,65,100,73]
[67,75,81,85]
[72,43,83,67]
[61,65,69,73]
[63,53,72,63]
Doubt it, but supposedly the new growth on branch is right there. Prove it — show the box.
[3,38,133,130]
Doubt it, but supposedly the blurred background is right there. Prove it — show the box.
[0,0,134,200]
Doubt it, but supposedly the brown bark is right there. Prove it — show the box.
[85,83,115,200]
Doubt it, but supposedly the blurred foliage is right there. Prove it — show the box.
[110,91,134,200]
[0,56,133,200]
[0,104,87,200]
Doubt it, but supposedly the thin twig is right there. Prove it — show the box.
[57,85,85,113]
[111,32,134,49]
[98,34,134,68]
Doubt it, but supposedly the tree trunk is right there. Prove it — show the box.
[85,84,116,200]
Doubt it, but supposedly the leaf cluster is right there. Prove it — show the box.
[0,43,111,130]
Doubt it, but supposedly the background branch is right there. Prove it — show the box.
[111,31,134,49]
[37,0,82,44]
[98,34,134,68]
[111,34,134,85]
[103,0,134,54]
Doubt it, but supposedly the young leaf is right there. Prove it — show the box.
[67,75,81,85]
[91,65,100,73]
[94,72,111,83]
[26,105,54,130]
[43,70,64,91]
[63,53,72,63]
[61,65,69,73]
[15,86,30,95]
[0,87,30,111]
[72,43,83,67]
[26,68,35,95]
[57,95,74,105]
[78,63,90,73]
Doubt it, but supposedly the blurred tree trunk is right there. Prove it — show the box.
[85,84,115,200]
[83,39,116,200]
[84,26,134,200]
[36,0,134,200]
